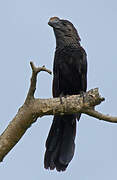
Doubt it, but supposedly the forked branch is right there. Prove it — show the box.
[25,61,52,102]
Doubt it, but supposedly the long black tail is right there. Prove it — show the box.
[44,114,79,171]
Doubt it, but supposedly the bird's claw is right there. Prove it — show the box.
[59,93,70,104]
[80,91,86,103]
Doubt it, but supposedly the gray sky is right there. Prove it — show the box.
[0,0,117,179]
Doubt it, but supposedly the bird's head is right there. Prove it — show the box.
[48,17,81,48]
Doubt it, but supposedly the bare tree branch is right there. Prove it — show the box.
[82,108,117,123]
[0,62,116,162]
[25,61,52,102]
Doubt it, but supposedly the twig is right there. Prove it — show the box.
[82,108,117,123]
[30,62,52,75]
[25,62,52,102]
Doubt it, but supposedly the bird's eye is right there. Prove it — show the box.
[62,22,67,26]
[68,28,71,31]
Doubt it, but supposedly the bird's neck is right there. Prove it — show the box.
[56,36,80,50]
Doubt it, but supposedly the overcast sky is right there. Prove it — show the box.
[0,0,117,179]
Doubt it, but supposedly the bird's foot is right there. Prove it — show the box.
[59,93,70,104]
[59,93,64,104]
[80,91,86,103]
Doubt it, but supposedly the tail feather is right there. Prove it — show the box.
[44,114,79,171]
[44,116,63,170]
[58,116,76,165]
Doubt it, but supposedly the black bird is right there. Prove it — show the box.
[44,17,87,171]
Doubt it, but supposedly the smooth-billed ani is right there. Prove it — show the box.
[44,17,87,171]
